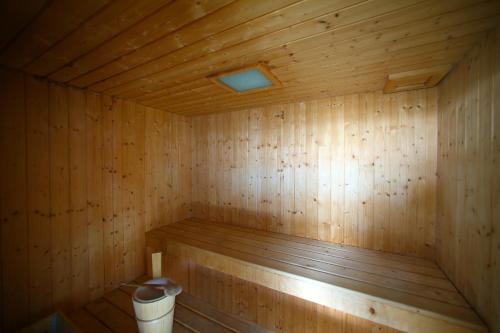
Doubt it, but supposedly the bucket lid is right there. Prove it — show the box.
[133,278,169,303]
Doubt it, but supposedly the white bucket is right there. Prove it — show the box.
[133,278,180,333]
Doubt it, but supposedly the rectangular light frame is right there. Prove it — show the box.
[208,63,282,95]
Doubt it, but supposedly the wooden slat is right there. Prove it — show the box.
[175,305,234,333]
[149,32,486,114]
[102,95,115,292]
[68,0,352,87]
[165,222,465,306]
[178,220,453,289]
[177,292,273,333]
[0,0,111,68]
[188,91,439,257]
[86,91,105,300]
[49,83,72,308]
[436,27,499,332]
[68,86,90,309]
[25,75,52,320]
[86,298,138,333]
[88,2,499,108]
[0,0,47,51]
[0,70,193,332]
[49,0,235,83]
[87,0,468,94]
[1,0,498,116]
[24,0,169,76]
[0,69,29,331]
[146,219,486,333]
[69,308,113,333]
[111,97,125,287]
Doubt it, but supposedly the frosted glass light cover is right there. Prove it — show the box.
[218,68,273,92]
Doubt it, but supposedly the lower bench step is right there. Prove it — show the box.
[67,276,271,333]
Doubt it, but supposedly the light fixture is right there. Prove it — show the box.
[383,64,452,93]
[208,63,282,94]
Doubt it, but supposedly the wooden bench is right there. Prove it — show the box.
[146,218,487,333]
[67,276,271,333]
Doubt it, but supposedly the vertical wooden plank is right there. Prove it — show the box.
[388,93,404,255]
[399,91,409,256]
[101,95,115,291]
[121,100,135,281]
[216,113,225,223]
[317,98,331,242]
[0,69,28,331]
[190,117,200,218]
[49,83,71,308]
[248,109,259,228]
[305,100,318,239]
[256,108,269,230]
[230,111,240,225]
[134,105,146,277]
[163,111,174,226]
[268,105,281,232]
[238,110,249,227]
[207,114,217,222]
[358,92,375,250]
[86,91,104,300]
[281,103,294,235]
[374,93,390,252]
[222,112,232,223]
[344,94,359,246]
[25,76,52,320]
[330,96,345,244]
[144,108,156,231]
[68,87,89,308]
[424,88,437,259]
[492,25,500,333]
[475,32,494,319]
[293,102,306,238]
[181,115,192,219]
[171,113,181,222]
[111,98,124,285]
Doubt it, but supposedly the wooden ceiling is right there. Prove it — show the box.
[1,0,499,116]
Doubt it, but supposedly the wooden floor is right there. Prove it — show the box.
[67,276,271,333]
[146,219,486,333]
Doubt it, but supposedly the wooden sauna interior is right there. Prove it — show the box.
[0,0,499,332]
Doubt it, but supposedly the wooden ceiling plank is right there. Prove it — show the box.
[130,78,213,102]
[158,49,468,113]
[99,0,492,98]
[159,73,402,110]
[23,0,171,77]
[115,8,496,104]
[0,0,48,51]
[133,27,481,105]
[92,0,429,95]
[74,0,369,90]
[0,0,111,68]
[131,49,461,109]
[145,48,469,111]
[48,0,236,83]
[171,79,385,115]
[70,0,308,88]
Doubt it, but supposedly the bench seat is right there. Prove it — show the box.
[146,218,486,333]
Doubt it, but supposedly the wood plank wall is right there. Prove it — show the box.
[436,27,499,332]
[0,68,191,332]
[191,90,438,259]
